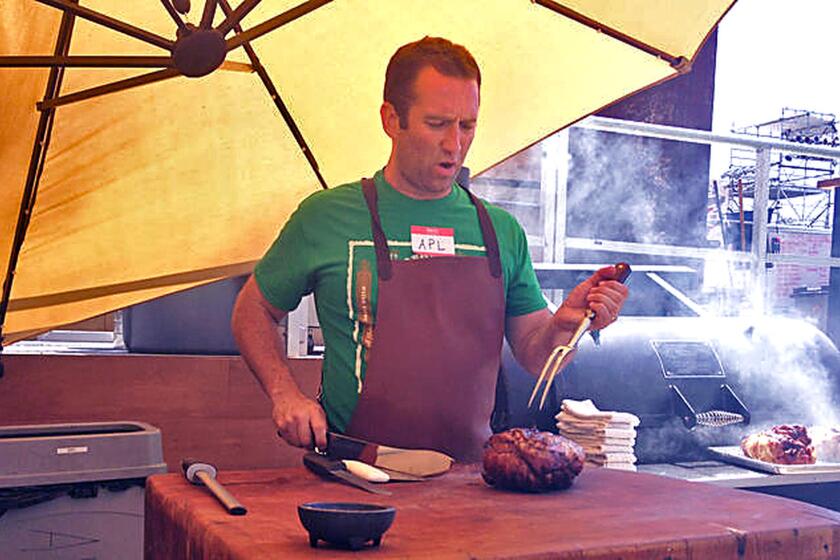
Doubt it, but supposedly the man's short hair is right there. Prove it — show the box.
[384,36,481,128]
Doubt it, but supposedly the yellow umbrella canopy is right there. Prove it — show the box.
[0,0,736,344]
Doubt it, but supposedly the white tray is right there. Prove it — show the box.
[708,445,840,475]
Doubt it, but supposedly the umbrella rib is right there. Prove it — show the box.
[200,0,218,29]
[160,0,189,33]
[0,5,76,352]
[36,68,181,111]
[218,0,328,189]
[0,56,252,72]
[34,0,174,51]
[533,0,688,71]
[8,261,258,312]
[225,0,332,51]
[0,56,173,68]
[216,0,263,37]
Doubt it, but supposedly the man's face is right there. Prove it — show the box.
[385,66,479,199]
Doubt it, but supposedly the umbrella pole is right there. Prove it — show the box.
[0,6,77,376]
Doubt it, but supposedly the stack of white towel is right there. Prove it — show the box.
[556,399,640,472]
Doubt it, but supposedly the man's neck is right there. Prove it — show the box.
[382,163,452,200]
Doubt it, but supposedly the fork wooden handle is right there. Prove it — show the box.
[614,262,632,283]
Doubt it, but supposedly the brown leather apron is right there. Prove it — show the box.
[345,178,505,462]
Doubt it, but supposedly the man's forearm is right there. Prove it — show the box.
[232,277,328,449]
[517,320,574,375]
[231,283,303,403]
[509,311,577,377]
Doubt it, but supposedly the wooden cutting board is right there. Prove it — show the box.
[145,463,840,559]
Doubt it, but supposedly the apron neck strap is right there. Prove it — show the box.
[362,178,393,280]
[361,177,502,279]
[463,188,502,279]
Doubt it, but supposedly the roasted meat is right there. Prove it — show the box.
[482,428,585,492]
[740,424,816,465]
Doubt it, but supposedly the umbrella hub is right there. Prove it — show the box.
[173,26,226,78]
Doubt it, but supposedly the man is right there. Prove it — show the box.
[232,36,628,462]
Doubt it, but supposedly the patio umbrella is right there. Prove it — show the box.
[0,0,736,347]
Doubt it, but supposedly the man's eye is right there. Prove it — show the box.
[427,121,446,128]
[460,122,476,131]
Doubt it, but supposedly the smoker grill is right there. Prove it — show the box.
[496,315,840,464]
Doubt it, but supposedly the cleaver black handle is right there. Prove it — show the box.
[303,451,344,476]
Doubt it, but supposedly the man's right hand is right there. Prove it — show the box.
[272,392,328,450]
[232,276,330,452]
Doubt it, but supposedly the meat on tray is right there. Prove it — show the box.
[740,424,816,465]
[482,428,585,493]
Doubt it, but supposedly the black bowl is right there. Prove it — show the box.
[297,502,397,550]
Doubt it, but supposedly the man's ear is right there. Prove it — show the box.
[380,101,400,139]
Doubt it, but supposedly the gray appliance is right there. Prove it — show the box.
[0,421,167,559]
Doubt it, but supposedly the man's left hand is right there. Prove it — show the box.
[552,265,629,332]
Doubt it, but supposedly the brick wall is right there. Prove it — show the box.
[767,229,831,330]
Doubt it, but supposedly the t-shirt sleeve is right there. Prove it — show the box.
[505,219,547,317]
[253,205,315,312]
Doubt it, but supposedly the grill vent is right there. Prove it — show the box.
[652,340,724,378]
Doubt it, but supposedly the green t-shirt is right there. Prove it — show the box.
[254,169,546,431]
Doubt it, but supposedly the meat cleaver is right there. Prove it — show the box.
[327,432,453,478]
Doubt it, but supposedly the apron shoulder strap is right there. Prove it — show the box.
[463,188,503,279]
[361,178,393,280]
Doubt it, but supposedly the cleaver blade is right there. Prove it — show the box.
[327,432,453,477]
[303,452,392,495]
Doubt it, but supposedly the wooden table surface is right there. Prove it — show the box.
[145,464,840,559]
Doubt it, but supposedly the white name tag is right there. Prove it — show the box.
[411,225,455,256]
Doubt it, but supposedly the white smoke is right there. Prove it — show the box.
[732,317,840,428]
[566,128,708,246]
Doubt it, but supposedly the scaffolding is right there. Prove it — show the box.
[718,108,838,231]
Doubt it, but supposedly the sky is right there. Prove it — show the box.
[710,0,840,187]
[712,0,840,134]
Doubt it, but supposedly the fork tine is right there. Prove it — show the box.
[528,348,552,407]
[539,347,569,410]
[528,345,562,408]
[537,363,554,410]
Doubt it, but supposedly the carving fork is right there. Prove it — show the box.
[528,263,631,410]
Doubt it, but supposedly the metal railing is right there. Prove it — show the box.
[571,116,840,289]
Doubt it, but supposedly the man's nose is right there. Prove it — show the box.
[441,124,461,154]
